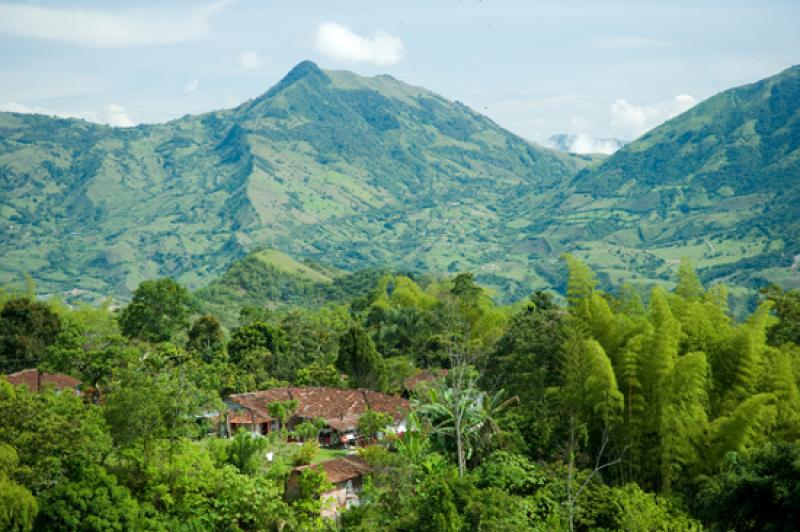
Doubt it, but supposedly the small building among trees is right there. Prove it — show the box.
[225,386,408,446]
[287,456,372,518]
[5,368,82,395]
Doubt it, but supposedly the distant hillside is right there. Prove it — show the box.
[195,250,394,326]
[0,60,585,303]
[551,64,800,299]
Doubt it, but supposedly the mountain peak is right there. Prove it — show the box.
[274,60,328,90]
[249,60,330,104]
[285,60,324,80]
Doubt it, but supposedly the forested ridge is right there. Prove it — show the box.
[1,256,798,531]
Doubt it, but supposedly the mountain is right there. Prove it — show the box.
[541,64,800,300]
[1,61,799,307]
[545,133,627,155]
[0,60,586,302]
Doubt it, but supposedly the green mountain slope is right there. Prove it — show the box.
[0,61,586,302]
[1,62,798,306]
[195,249,394,325]
[538,64,800,297]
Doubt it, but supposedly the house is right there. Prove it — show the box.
[287,456,372,518]
[225,386,409,445]
[5,368,82,395]
[403,368,448,398]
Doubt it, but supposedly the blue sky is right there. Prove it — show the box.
[1,0,798,151]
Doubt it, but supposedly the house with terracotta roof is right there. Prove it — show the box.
[225,386,409,446]
[4,368,82,395]
[403,368,448,398]
[287,456,372,518]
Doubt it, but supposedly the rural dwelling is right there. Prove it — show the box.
[225,386,408,445]
[5,368,82,395]
[403,368,448,398]
[287,456,372,518]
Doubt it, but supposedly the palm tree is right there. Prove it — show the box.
[414,364,517,476]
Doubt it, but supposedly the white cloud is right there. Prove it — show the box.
[568,134,624,155]
[103,104,134,127]
[1,101,42,114]
[238,51,261,69]
[610,93,697,137]
[184,79,200,94]
[545,133,625,155]
[314,22,404,65]
[0,1,230,47]
[1,101,135,127]
[591,35,670,49]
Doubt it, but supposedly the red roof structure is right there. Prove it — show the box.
[404,368,448,392]
[5,368,82,392]
[294,455,371,484]
[227,387,409,429]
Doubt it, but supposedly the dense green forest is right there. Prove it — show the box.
[1,256,799,531]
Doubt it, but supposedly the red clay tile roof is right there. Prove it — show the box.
[290,387,368,420]
[404,369,448,391]
[295,456,371,484]
[226,388,292,423]
[226,387,409,428]
[5,369,81,392]
[41,373,82,389]
[362,390,409,421]
[325,416,359,432]
[6,369,37,389]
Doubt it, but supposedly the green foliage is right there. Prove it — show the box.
[209,467,289,531]
[226,430,267,474]
[0,443,37,532]
[660,351,709,492]
[761,284,800,346]
[289,465,334,525]
[35,464,142,531]
[187,315,225,363]
[415,470,463,531]
[537,256,800,501]
[705,393,778,468]
[0,381,112,494]
[0,478,37,532]
[267,399,298,433]
[295,360,346,388]
[293,418,325,442]
[486,293,565,458]
[0,251,798,530]
[0,297,61,373]
[601,483,702,531]
[564,338,624,423]
[693,442,800,531]
[675,259,705,301]
[227,320,288,383]
[357,409,394,442]
[292,441,320,466]
[104,366,220,468]
[337,322,388,392]
[474,451,549,496]
[118,278,193,343]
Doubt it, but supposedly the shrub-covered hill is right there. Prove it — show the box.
[511,64,800,306]
[0,60,586,303]
[195,249,398,326]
